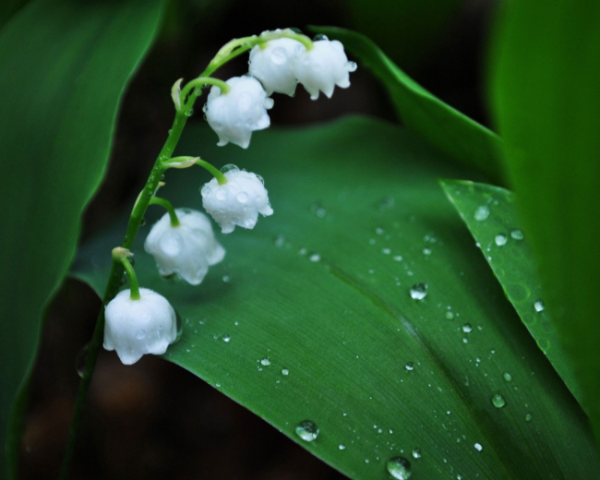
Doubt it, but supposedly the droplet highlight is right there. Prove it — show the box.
[295,420,319,442]
[386,456,412,479]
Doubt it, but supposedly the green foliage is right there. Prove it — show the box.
[0,0,163,475]
[312,26,505,184]
[345,0,465,67]
[442,180,582,406]
[490,0,600,443]
[74,118,598,479]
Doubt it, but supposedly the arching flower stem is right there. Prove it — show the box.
[149,197,180,227]
[112,248,140,300]
[196,158,228,185]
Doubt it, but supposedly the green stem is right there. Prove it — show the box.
[58,110,190,480]
[149,197,180,226]
[120,256,140,300]
[196,158,228,185]
[180,76,230,108]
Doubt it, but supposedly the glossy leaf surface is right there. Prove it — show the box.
[311,26,504,184]
[0,0,163,475]
[442,180,582,406]
[74,118,598,479]
[491,0,600,441]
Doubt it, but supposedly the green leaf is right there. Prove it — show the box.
[74,118,599,479]
[441,180,582,406]
[0,0,163,475]
[490,0,600,443]
[311,26,505,184]
[345,0,465,67]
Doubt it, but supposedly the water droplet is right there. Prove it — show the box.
[474,206,490,221]
[382,248,391,255]
[494,234,507,246]
[474,443,483,452]
[525,413,533,422]
[140,218,147,226]
[510,229,524,240]
[386,456,412,479]
[76,344,90,378]
[260,357,271,366]
[409,283,428,300]
[405,361,414,371]
[422,248,432,255]
[273,235,285,247]
[281,368,289,376]
[236,192,249,203]
[503,372,512,382]
[309,253,321,262]
[376,227,385,235]
[491,394,506,409]
[394,255,403,262]
[222,335,231,343]
[135,329,146,340]
[220,164,239,174]
[462,323,472,333]
[222,275,230,283]
[412,448,421,459]
[295,420,319,442]
[339,444,346,450]
[313,33,328,41]
[445,311,454,320]
[534,300,545,312]
[315,208,326,218]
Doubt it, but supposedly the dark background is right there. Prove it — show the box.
[19,0,497,478]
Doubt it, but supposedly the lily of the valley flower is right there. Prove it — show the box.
[144,209,225,285]
[104,288,178,365]
[292,37,357,100]
[201,166,273,234]
[249,37,304,96]
[204,76,273,149]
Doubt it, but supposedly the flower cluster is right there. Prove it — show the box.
[206,32,356,148]
[103,29,355,365]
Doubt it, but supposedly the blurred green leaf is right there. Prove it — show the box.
[0,0,163,475]
[490,0,600,443]
[312,26,504,184]
[74,118,598,479]
[346,0,465,67]
[442,180,582,406]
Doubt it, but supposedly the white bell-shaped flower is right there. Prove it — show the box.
[292,37,357,100]
[104,288,178,365]
[144,209,225,285]
[201,166,273,234]
[204,76,273,149]
[249,38,304,96]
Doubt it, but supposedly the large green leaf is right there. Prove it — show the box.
[490,0,600,442]
[74,118,598,479]
[311,27,505,184]
[441,180,582,406]
[0,0,163,476]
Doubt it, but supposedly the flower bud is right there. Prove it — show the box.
[104,288,178,365]
[201,166,273,234]
[249,37,304,96]
[204,76,273,149]
[144,209,225,285]
[292,37,357,100]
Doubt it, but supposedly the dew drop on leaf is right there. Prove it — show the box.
[491,394,507,409]
[295,420,319,442]
[494,234,507,246]
[412,447,421,459]
[510,229,524,240]
[386,456,412,479]
[474,205,490,221]
[534,300,545,312]
[409,283,428,300]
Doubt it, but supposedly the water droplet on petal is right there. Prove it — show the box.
[236,192,249,203]
[386,456,412,479]
[295,420,319,442]
[220,164,239,174]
